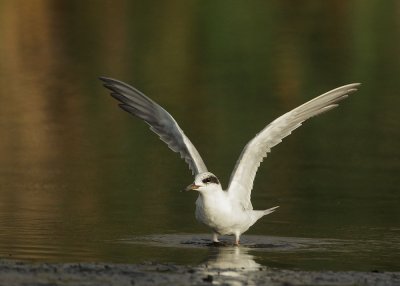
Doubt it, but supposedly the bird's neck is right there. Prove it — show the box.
[198,187,225,202]
[196,188,230,215]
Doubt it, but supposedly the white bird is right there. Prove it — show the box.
[100,77,360,245]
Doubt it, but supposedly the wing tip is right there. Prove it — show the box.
[99,76,117,91]
[345,82,362,87]
[343,83,362,92]
[99,76,112,82]
[99,76,127,89]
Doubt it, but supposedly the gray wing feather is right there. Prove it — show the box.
[227,83,361,209]
[100,77,208,176]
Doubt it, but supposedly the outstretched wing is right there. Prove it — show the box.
[100,77,208,176]
[228,83,361,209]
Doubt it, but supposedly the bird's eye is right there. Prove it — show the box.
[202,176,219,184]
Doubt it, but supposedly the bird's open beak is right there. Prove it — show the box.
[185,183,200,192]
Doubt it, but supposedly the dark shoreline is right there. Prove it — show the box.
[1,260,399,286]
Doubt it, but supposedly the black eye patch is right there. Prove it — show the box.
[202,176,219,184]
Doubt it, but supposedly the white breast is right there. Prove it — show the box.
[195,191,253,235]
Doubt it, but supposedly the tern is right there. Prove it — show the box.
[100,77,360,245]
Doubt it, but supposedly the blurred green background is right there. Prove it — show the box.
[0,0,399,271]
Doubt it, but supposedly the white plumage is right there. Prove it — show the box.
[100,77,360,245]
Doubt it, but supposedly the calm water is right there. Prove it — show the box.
[0,1,399,272]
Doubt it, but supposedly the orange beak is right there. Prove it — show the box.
[185,183,200,192]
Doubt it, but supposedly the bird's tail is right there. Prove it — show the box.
[251,206,280,223]
[264,206,279,215]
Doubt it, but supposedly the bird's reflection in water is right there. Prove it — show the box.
[199,246,263,285]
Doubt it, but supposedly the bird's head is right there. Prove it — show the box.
[185,172,222,193]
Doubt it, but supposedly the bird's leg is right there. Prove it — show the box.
[234,232,240,246]
[212,233,220,243]
[211,233,227,246]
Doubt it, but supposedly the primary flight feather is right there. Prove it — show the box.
[100,77,207,175]
[100,77,360,245]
